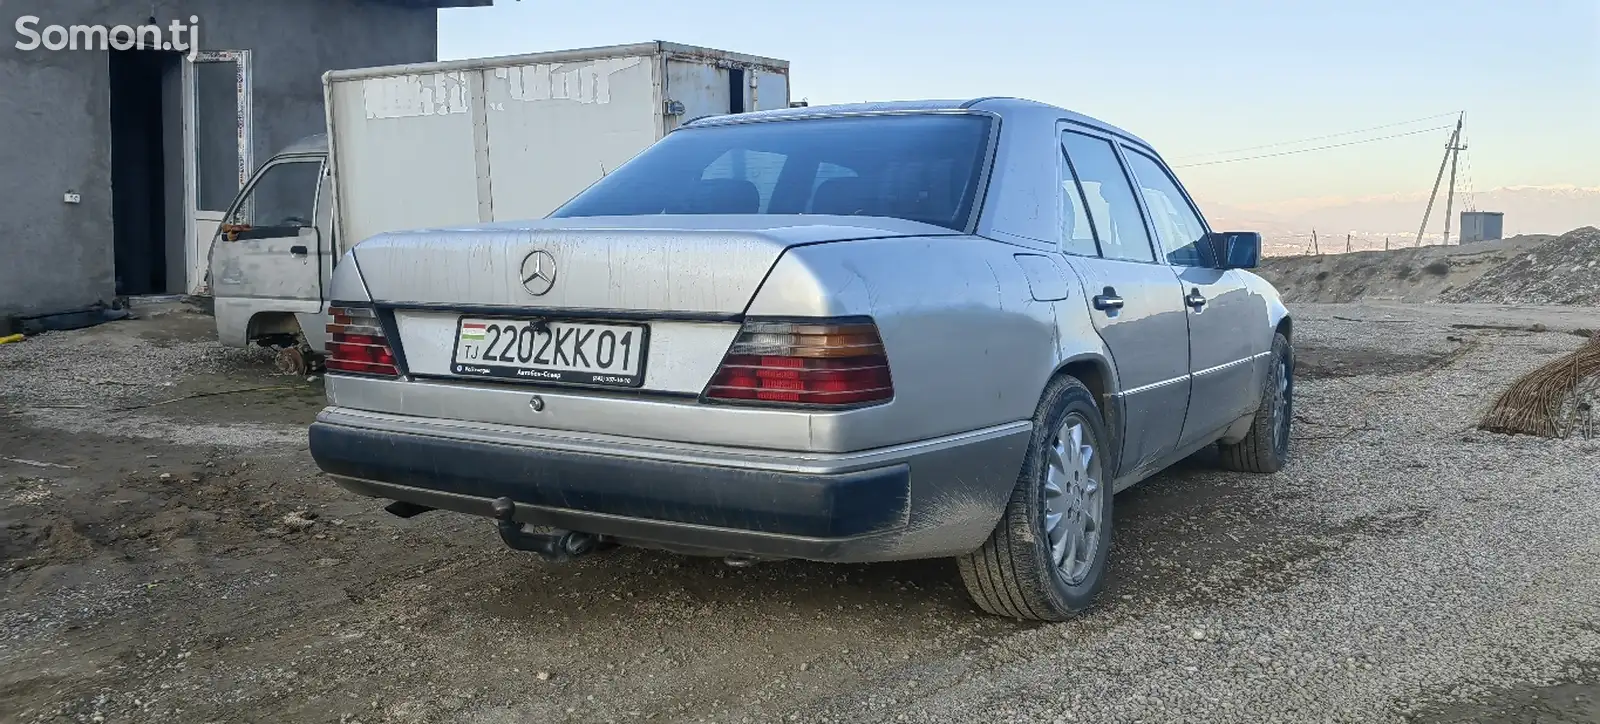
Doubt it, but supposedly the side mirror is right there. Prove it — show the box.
[1205,231,1261,270]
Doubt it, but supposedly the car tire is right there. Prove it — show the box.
[957,376,1113,622]
[1218,332,1294,474]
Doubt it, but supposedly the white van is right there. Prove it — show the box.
[207,41,791,372]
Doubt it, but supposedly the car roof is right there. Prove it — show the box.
[683,97,1154,150]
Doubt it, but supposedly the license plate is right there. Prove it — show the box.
[450,317,648,387]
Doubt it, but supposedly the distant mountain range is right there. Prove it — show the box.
[1197,185,1600,251]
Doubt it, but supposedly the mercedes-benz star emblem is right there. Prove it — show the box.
[519,250,557,296]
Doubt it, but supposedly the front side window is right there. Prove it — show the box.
[227,160,321,231]
[1123,149,1209,267]
[1059,131,1156,263]
[552,114,995,231]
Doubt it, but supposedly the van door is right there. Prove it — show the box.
[184,50,253,295]
[209,156,328,340]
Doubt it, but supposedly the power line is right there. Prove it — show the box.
[1172,111,1462,160]
[1459,136,1477,212]
[1171,125,1454,168]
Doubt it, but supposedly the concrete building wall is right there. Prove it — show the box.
[0,0,439,318]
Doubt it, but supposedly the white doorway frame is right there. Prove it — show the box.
[182,49,253,296]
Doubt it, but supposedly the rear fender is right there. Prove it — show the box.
[329,249,373,303]
[745,235,1073,450]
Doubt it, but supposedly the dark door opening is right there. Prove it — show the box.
[727,67,746,114]
[110,49,181,296]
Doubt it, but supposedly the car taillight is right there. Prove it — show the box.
[703,318,893,407]
[324,305,398,377]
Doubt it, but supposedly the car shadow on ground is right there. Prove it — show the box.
[432,444,1320,635]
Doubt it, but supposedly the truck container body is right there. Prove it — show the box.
[208,42,790,359]
[325,41,791,257]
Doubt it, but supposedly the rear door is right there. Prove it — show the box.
[663,56,788,132]
[208,156,327,313]
[1056,128,1192,477]
[1120,147,1265,446]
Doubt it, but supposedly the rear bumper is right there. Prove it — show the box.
[310,408,1031,562]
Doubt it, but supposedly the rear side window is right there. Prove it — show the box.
[1059,147,1101,258]
[551,114,995,231]
[1060,131,1156,263]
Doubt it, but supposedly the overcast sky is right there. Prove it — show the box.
[439,0,1599,208]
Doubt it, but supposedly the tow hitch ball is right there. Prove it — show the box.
[490,497,596,562]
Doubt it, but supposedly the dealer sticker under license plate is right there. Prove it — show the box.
[450,317,647,387]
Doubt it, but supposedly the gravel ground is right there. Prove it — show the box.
[1,300,1597,724]
[1,302,316,448]
[800,309,1599,724]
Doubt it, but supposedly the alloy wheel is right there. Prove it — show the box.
[1042,417,1104,586]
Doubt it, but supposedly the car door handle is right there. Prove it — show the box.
[289,245,308,256]
[1092,287,1125,311]
[1186,288,1207,310]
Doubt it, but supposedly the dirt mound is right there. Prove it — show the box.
[1440,226,1600,305]
[2,513,98,570]
[1256,234,1554,304]
[1255,229,1594,305]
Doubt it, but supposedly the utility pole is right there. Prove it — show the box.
[1346,233,1352,253]
[1415,113,1465,247]
[1441,128,1467,245]
[1311,229,1320,255]
[1385,236,1390,251]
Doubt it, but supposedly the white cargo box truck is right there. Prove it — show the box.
[208,42,791,369]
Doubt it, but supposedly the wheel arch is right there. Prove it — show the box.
[1051,354,1114,407]
[1048,353,1123,478]
[246,311,304,345]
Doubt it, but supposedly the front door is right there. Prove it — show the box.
[1120,147,1263,446]
[1057,128,1191,479]
[184,50,252,295]
[208,157,326,315]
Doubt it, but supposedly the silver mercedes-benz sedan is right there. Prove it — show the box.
[308,98,1294,621]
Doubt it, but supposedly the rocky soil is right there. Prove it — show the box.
[1440,227,1600,306]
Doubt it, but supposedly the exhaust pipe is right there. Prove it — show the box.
[490,497,596,562]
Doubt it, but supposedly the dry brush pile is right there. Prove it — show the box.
[1479,334,1600,438]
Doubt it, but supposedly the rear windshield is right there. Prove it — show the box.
[550,114,995,231]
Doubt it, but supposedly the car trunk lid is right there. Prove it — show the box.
[352,215,955,314]
[349,215,956,396]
